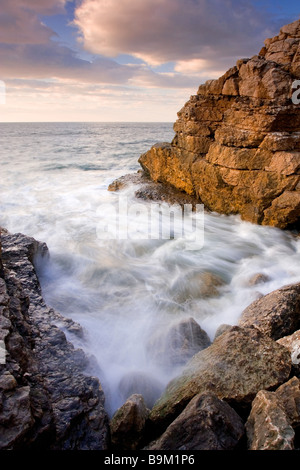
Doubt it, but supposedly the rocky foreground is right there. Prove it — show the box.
[1,227,300,451]
[0,229,109,449]
[115,20,300,230]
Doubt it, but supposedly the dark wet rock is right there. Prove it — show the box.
[108,171,200,208]
[146,392,244,450]
[0,229,109,450]
[146,317,211,369]
[239,282,300,340]
[108,171,150,191]
[110,394,149,450]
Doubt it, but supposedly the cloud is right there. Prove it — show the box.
[0,42,134,84]
[73,0,278,67]
[0,41,200,91]
[0,0,200,90]
[0,0,67,45]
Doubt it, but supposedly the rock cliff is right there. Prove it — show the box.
[139,20,300,229]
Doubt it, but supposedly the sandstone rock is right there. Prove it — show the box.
[149,326,291,435]
[248,273,270,286]
[238,56,292,99]
[110,394,149,450]
[139,143,195,195]
[146,392,244,450]
[262,191,300,229]
[259,132,300,152]
[265,151,300,175]
[170,271,225,302]
[278,330,300,376]
[135,20,300,229]
[107,171,150,191]
[275,377,300,428]
[239,282,300,340]
[246,390,295,450]
[146,317,211,370]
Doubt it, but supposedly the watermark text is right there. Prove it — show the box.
[0,80,6,105]
[0,340,6,364]
[292,80,300,104]
[96,197,204,247]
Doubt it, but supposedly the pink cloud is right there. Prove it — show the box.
[0,0,200,89]
[73,0,277,65]
[0,0,67,45]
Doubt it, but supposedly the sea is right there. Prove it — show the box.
[1,122,300,415]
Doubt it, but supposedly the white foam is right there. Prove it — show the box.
[1,123,300,415]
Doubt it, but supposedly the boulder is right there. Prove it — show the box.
[275,377,300,428]
[110,394,149,450]
[239,282,300,340]
[245,376,300,450]
[248,273,270,286]
[246,390,295,450]
[146,392,244,450]
[146,317,211,369]
[149,326,291,435]
[170,271,225,302]
[278,330,300,376]
[137,20,300,229]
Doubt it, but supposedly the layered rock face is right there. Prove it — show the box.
[0,229,109,450]
[139,20,300,229]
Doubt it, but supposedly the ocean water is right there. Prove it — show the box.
[1,122,300,415]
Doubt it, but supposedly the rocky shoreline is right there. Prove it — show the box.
[0,229,109,449]
[122,19,300,230]
[1,227,300,450]
[1,19,300,451]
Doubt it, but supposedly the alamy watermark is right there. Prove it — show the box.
[0,80,6,105]
[292,80,300,104]
[0,340,6,364]
[96,197,204,247]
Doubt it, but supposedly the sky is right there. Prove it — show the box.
[0,0,299,122]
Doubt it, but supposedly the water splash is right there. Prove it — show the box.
[1,122,300,415]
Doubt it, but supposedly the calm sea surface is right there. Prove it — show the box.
[1,122,300,414]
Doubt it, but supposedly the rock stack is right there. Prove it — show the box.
[139,20,300,229]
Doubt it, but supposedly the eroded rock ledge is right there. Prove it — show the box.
[0,229,109,450]
[137,20,300,229]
